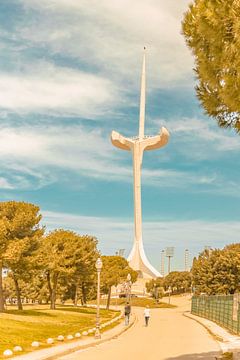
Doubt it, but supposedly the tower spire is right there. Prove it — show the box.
[139,47,146,139]
[111,49,170,279]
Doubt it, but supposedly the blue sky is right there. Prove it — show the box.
[0,0,239,272]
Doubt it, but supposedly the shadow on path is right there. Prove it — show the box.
[166,350,221,360]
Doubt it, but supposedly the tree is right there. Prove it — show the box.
[163,271,192,294]
[146,277,164,299]
[63,235,99,306]
[192,245,240,295]
[182,0,240,133]
[0,201,43,310]
[101,256,138,309]
[0,219,7,311]
[40,230,99,309]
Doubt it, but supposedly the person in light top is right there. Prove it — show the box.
[144,305,150,326]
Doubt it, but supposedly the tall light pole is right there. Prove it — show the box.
[161,250,165,276]
[95,257,103,339]
[165,247,174,274]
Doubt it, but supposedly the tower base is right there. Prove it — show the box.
[128,240,161,279]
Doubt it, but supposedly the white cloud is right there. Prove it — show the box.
[42,210,240,270]
[0,62,117,117]
[0,177,13,189]
[18,0,194,89]
[0,124,227,191]
[154,117,240,161]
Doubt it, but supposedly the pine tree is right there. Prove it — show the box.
[182,0,240,133]
[0,201,43,310]
[40,230,99,309]
[101,256,138,310]
[192,245,240,294]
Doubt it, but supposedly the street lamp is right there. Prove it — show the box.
[165,247,174,274]
[126,273,132,303]
[95,257,103,339]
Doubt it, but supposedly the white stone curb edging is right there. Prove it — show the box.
[8,312,135,360]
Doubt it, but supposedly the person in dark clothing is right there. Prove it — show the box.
[124,302,131,325]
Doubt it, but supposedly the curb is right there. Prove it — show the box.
[11,313,137,360]
[183,312,240,359]
[183,311,224,343]
[46,314,137,360]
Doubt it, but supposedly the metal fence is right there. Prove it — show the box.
[191,294,240,334]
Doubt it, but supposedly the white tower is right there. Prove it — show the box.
[111,49,170,279]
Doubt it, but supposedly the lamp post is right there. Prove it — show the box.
[126,273,132,303]
[95,257,103,339]
[185,249,190,272]
[165,247,174,274]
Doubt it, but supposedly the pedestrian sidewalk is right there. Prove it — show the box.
[184,311,240,357]
[10,314,136,360]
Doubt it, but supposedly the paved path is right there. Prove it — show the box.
[57,296,221,360]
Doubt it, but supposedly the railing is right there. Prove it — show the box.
[191,294,240,334]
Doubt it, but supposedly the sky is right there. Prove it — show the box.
[0,0,239,272]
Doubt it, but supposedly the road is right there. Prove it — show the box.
[57,296,221,360]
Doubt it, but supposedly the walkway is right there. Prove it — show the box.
[57,296,221,360]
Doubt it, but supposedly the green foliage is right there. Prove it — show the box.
[146,272,192,298]
[0,201,44,310]
[100,256,138,309]
[101,256,138,292]
[163,271,192,294]
[221,352,233,360]
[192,244,240,294]
[182,0,240,133]
[40,230,99,309]
[3,272,49,304]
[145,277,164,299]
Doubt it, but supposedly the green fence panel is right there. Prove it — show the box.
[191,294,240,335]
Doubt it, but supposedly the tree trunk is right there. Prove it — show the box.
[50,273,58,310]
[0,261,5,312]
[106,286,111,310]
[13,275,23,310]
[51,288,56,309]
[46,271,52,301]
[74,284,78,307]
[81,282,87,306]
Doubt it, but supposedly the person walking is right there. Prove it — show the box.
[144,305,150,326]
[124,302,131,326]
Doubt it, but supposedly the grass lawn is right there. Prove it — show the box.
[221,353,233,360]
[89,297,176,308]
[0,304,120,358]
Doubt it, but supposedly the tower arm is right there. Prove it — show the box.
[144,127,170,151]
[111,130,133,151]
